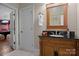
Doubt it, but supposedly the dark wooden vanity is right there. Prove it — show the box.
[39,36,79,56]
[39,3,79,56]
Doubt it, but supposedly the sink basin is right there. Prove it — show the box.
[49,35,64,37]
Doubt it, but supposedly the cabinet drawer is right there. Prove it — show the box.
[59,48,76,56]
[42,40,76,48]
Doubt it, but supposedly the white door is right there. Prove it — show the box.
[19,7,34,51]
[10,11,16,49]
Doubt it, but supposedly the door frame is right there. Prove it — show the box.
[0,3,19,49]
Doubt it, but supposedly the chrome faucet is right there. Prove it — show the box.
[56,31,57,35]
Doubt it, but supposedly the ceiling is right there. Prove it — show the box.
[0,4,12,15]
[0,4,13,19]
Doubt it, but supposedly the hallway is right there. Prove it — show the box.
[0,39,14,55]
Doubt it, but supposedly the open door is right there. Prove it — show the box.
[10,11,16,49]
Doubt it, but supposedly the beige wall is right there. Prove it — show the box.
[34,4,46,50]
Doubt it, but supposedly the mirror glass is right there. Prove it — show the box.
[47,5,64,26]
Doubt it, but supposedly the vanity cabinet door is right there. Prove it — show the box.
[76,41,79,55]
[42,46,54,56]
[58,48,76,56]
[76,48,79,56]
[77,41,79,48]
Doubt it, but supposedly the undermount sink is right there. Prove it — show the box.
[49,35,64,37]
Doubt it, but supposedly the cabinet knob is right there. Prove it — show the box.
[54,51,58,56]
[21,30,23,33]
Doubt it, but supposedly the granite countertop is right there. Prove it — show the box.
[39,36,79,40]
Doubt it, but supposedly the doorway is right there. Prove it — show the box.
[0,3,16,55]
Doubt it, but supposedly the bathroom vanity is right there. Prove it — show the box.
[39,3,79,56]
[39,36,79,56]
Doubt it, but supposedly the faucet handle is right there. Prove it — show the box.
[52,32,54,35]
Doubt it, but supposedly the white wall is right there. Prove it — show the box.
[68,3,77,38]
[77,4,79,39]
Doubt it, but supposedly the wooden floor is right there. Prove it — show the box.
[0,39,14,56]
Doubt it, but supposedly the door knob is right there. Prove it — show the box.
[21,31,23,33]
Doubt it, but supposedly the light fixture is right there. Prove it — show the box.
[38,11,44,26]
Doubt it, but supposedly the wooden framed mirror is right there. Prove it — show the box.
[46,3,68,29]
